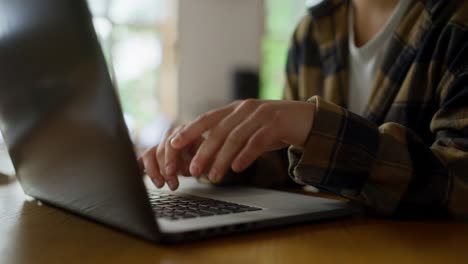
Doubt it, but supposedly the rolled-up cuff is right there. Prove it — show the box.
[288,96,379,196]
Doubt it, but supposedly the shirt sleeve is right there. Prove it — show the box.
[288,92,468,219]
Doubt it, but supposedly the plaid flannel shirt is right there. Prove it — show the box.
[285,0,468,218]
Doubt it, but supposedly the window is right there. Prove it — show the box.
[261,0,322,99]
[87,0,178,148]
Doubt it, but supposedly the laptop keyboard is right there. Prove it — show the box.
[149,191,262,221]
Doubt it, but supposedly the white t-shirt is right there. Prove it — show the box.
[348,0,412,114]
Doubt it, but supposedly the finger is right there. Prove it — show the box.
[141,148,165,188]
[164,125,188,190]
[179,147,193,176]
[164,125,185,176]
[164,134,180,191]
[156,126,176,179]
[188,132,223,177]
[179,158,192,176]
[208,116,262,182]
[188,101,259,177]
[179,149,211,177]
[188,136,205,156]
[170,104,234,149]
[156,142,166,178]
[232,126,279,173]
[178,137,203,176]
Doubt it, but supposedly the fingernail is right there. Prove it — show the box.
[232,162,244,173]
[151,177,163,188]
[190,162,200,176]
[168,178,178,190]
[171,135,181,147]
[233,157,246,172]
[209,168,219,182]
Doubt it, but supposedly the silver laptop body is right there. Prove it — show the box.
[0,0,360,242]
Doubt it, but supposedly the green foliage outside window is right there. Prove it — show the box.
[261,0,321,99]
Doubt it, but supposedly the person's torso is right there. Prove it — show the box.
[294,0,467,145]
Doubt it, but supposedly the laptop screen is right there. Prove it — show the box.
[0,0,159,240]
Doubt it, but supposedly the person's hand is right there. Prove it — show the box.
[138,125,205,190]
[168,99,315,185]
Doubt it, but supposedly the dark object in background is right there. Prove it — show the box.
[232,69,259,100]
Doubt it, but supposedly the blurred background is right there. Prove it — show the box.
[0,0,322,175]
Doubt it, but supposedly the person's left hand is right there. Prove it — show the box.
[169,99,315,183]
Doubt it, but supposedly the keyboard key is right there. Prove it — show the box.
[149,191,262,221]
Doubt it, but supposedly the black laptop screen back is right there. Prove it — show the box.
[0,0,159,240]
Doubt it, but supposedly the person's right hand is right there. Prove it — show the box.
[139,99,315,190]
[138,125,204,191]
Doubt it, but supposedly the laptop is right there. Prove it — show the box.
[0,0,361,242]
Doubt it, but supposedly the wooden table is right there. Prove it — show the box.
[1,175,467,264]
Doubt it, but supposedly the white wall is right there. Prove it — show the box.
[177,0,263,122]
